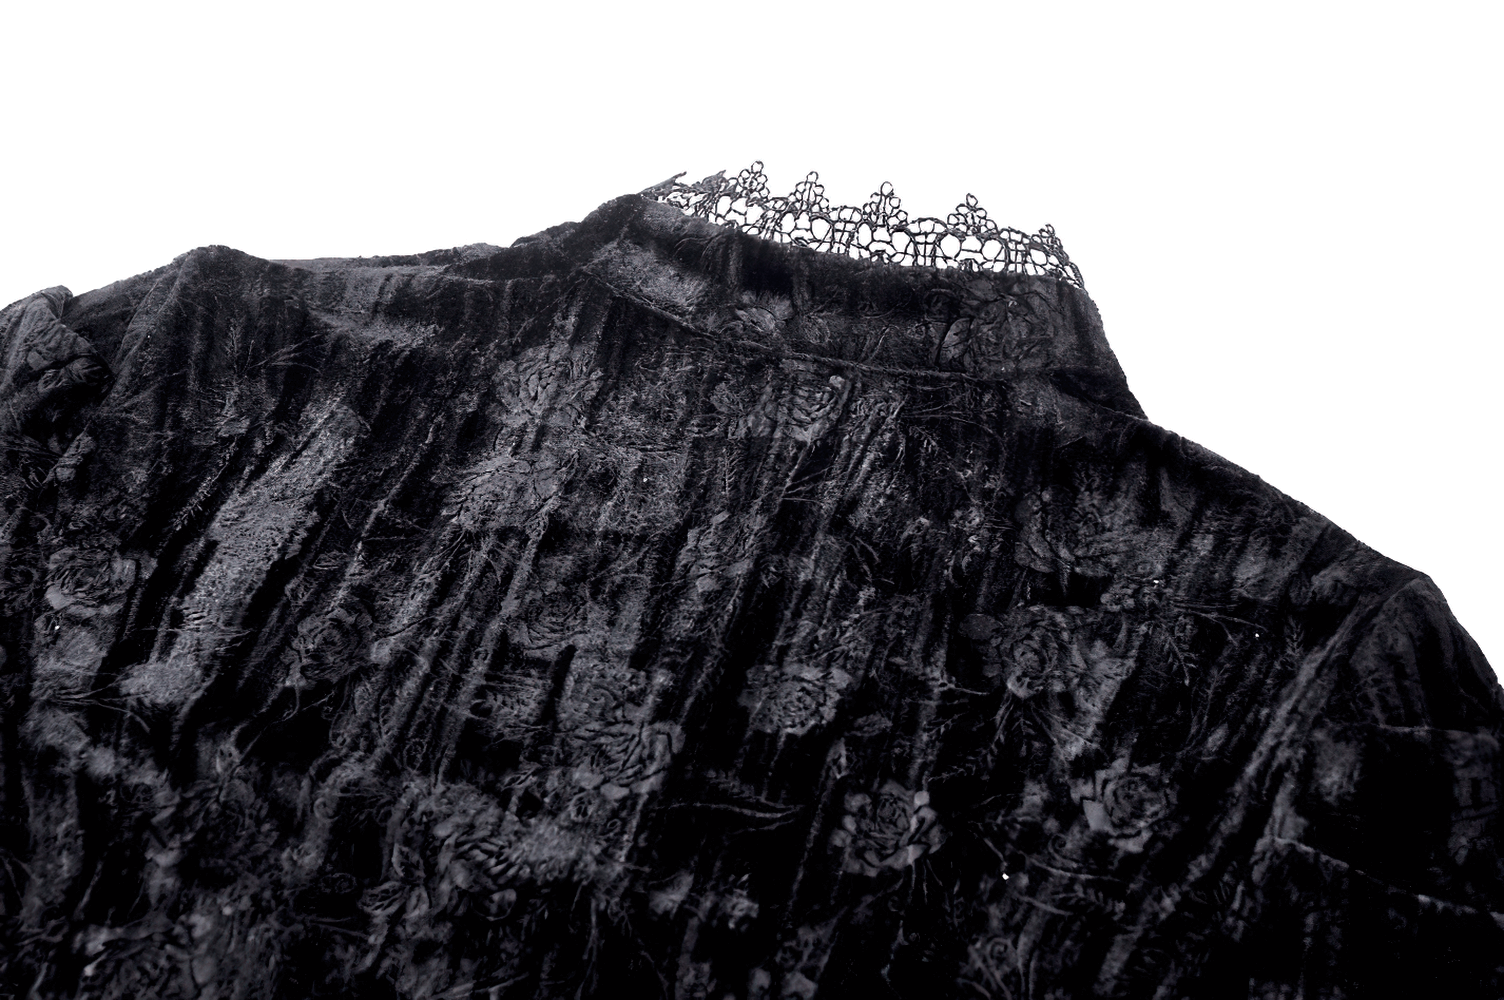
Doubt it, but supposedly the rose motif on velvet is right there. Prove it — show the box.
[556,668,684,799]
[829,780,946,875]
[282,603,375,682]
[1074,760,1174,853]
[570,716,684,798]
[742,663,853,737]
[1000,625,1061,699]
[1099,549,1172,613]
[960,608,1073,698]
[767,678,820,727]
[44,546,136,615]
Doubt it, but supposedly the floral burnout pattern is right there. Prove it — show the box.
[1074,760,1175,853]
[830,781,947,876]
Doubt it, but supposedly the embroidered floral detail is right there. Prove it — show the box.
[829,780,946,875]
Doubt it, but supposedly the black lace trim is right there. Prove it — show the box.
[644,162,1084,289]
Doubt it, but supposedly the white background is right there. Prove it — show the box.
[3,2,1499,673]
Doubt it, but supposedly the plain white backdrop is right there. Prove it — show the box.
[3,2,1500,672]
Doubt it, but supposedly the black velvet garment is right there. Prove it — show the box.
[1,195,1499,998]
